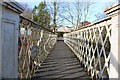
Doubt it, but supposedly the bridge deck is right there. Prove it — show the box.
[32,41,90,79]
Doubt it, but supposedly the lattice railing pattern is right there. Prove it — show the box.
[64,17,111,79]
[18,16,57,78]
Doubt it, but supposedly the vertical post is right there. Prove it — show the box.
[0,2,2,79]
[104,2,120,78]
[0,1,24,78]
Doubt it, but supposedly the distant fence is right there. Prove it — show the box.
[18,16,57,78]
[64,2,120,79]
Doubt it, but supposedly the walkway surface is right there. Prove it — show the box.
[32,41,90,79]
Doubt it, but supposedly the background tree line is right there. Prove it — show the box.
[21,2,51,29]
[21,0,118,31]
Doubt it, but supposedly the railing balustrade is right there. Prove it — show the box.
[18,16,57,78]
[64,17,111,79]
[1,0,120,79]
[64,2,120,79]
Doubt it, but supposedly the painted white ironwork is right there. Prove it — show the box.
[18,16,57,78]
[64,17,112,79]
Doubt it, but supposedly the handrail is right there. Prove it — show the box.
[20,15,55,34]
[64,16,112,79]
[71,16,111,32]
[18,15,57,78]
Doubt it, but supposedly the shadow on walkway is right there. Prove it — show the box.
[32,41,90,80]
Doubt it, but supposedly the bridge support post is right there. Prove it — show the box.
[104,2,120,79]
[0,1,24,78]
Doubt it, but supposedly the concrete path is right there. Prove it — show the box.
[32,41,90,79]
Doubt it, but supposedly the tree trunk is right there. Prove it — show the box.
[53,0,57,31]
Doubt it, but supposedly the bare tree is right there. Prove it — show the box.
[53,0,57,31]
[95,12,107,21]
[47,0,64,31]
[20,3,32,18]
[94,0,118,21]
[61,0,94,28]
[61,3,75,27]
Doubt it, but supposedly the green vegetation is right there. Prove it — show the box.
[30,2,51,28]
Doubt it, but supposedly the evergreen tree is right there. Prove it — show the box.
[31,2,50,28]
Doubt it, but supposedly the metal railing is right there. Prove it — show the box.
[1,1,119,79]
[18,16,57,78]
[64,17,112,79]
